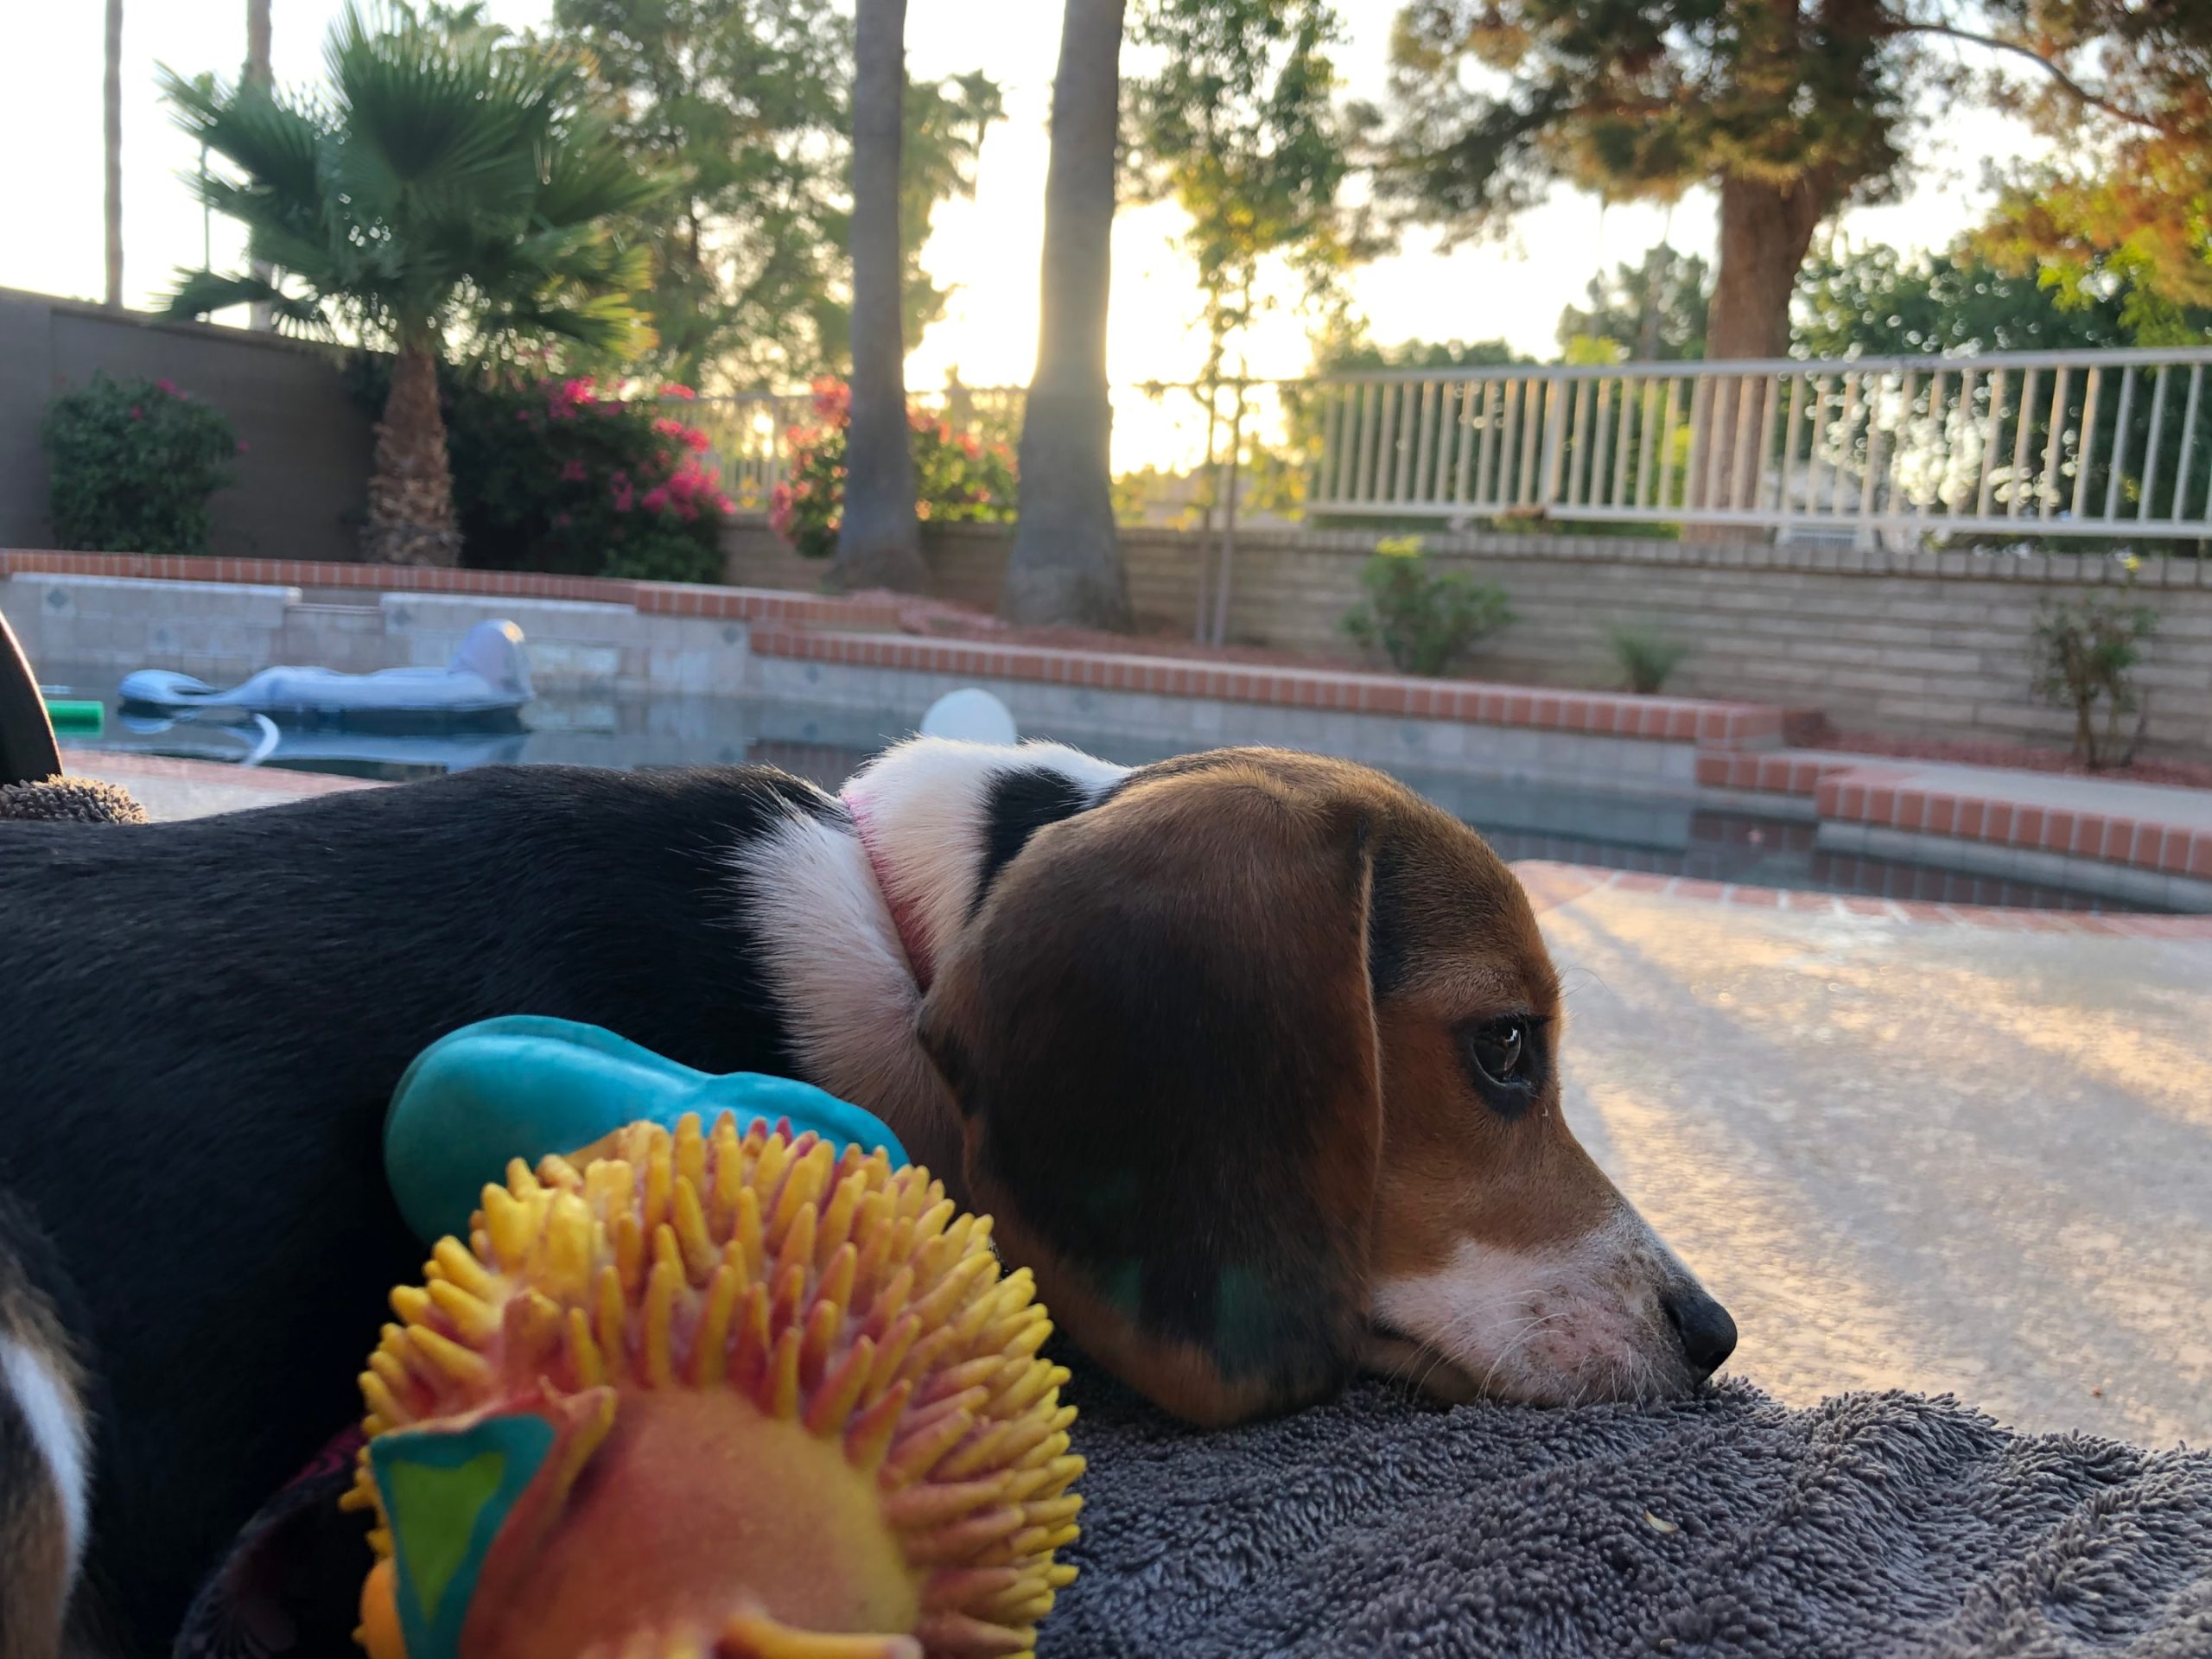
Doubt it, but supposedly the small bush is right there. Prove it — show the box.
[2033,560,2158,769]
[349,360,735,584]
[770,378,1017,560]
[1609,624,1689,694]
[1342,536,1514,677]
[42,373,240,556]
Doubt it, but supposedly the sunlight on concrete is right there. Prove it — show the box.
[1541,887,2212,1447]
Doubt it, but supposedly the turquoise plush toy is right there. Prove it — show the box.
[384,1014,909,1243]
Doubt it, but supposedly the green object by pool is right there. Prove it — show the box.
[42,698,104,735]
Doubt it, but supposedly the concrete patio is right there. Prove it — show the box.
[1532,868,2212,1447]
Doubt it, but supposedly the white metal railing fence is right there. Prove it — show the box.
[681,349,2212,543]
[1304,349,2212,539]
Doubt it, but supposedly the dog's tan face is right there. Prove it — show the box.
[913,746,1734,1427]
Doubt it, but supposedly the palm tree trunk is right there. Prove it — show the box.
[833,0,928,594]
[245,0,274,332]
[104,0,124,308]
[361,343,462,567]
[1001,0,1133,630]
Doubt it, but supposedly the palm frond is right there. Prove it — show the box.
[161,66,330,219]
[162,269,332,338]
[327,3,567,216]
[173,0,657,366]
[531,120,673,227]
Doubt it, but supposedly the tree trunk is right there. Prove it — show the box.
[1001,0,1133,631]
[245,0,274,332]
[361,343,462,567]
[834,0,928,594]
[1690,172,1830,528]
[104,0,123,308]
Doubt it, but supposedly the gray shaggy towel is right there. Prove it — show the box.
[1044,1371,2212,1659]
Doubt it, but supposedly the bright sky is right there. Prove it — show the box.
[3,0,2046,453]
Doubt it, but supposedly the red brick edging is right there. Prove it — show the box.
[1698,751,2212,884]
[1514,860,2212,938]
[750,627,1786,748]
[0,549,900,630]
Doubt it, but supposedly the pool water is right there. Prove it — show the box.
[48,673,2164,914]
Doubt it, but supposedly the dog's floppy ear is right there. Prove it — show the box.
[918,760,1382,1426]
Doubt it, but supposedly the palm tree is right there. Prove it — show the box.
[834,0,927,594]
[1001,0,1131,630]
[244,0,272,331]
[105,0,124,308]
[163,4,662,566]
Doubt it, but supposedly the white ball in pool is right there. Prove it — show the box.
[919,688,1018,747]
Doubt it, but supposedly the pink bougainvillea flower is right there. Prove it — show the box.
[559,458,587,482]
[652,416,690,440]
[641,486,671,513]
[516,409,534,423]
[659,383,696,400]
[959,433,981,458]
[155,378,178,395]
[129,405,143,420]
[685,426,711,452]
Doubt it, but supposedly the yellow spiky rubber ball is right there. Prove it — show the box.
[347,1116,1083,1659]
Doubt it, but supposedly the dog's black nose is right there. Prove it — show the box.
[1662,1282,1738,1379]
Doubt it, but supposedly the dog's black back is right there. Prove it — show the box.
[0,765,834,1649]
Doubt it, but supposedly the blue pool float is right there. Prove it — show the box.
[385,1014,908,1243]
[120,618,533,722]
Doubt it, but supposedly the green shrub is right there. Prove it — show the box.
[770,378,1017,560]
[41,372,240,556]
[1341,536,1514,677]
[349,359,734,585]
[1608,623,1689,694]
[2033,560,2158,769]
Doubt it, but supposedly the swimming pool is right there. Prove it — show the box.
[48,672,2166,914]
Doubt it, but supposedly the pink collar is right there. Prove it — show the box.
[842,788,935,993]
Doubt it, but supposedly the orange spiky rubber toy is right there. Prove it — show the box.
[346,1115,1083,1659]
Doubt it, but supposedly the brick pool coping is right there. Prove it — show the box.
[1514,860,2212,938]
[1698,749,2212,884]
[0,548,906,631]
[748,626,1788,748]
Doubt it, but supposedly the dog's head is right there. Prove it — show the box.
[881,743,1734,1426]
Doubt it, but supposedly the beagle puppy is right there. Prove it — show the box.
[0,739,1732,1655]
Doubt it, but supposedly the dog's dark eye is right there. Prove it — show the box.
[1468,1021,1524,1084]
[1459,1016,1544,1116]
